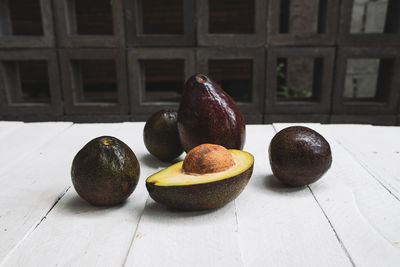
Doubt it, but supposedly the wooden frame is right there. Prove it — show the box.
[267,0,340,46]
[338,0,400,47]
[59,49,129,114]
[0,49,62,117]
[54,0,125,47]
[125,0,195,47]
[128,48,195,115]
[197,48,265,123]
[332,47,400,115]
[197,0,267,47]
[0,0,54,48]
[265,47,335,114]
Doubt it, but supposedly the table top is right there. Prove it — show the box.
[0,121,399,267]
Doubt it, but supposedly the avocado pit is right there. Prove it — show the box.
[182,144,235,175]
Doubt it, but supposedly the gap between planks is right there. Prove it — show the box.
[273,123,400,266]
[329,130,400,203]
[0,122,124,266]
[271,123,353,261]
[0,123,75,266]
[1,122,155,267]
[0,187,70,267]
[271,123,355,266]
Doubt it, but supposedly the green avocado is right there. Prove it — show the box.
[269,126,332,187]
[146,144,254,211]
[71,136,140,206]
[143,109,183,161]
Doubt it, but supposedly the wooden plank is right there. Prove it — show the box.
[0,121,24,138]
[1,122,156,266]
[324,124,400,201]
[124,200,243,267]
[273,123,400,266]
[124,137,243,266]
[0,122,72,178]
[0,122,122,264]
[235,125,352,267]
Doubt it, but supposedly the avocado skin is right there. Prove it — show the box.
[178,74,246,152]
[269,126,332,187]
[71,136,140,206]
[144,110,183,161]
[146,165,253,211]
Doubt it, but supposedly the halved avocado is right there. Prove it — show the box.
[146,144,254,211]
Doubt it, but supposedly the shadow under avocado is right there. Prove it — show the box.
[62,194,126,215]
[140,154,181,169]
[142,200,223,222]
[264,174,307,193]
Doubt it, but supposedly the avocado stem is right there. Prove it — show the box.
[197,75,207,83]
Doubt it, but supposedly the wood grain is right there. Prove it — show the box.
[0,121,24,138]
[235,125,352,266]
[274,123,400,266]
[1,123,155,266]
[0,122,76,262]
[0,122,72,178]
[1,122,400,266]
[325,124,400,201]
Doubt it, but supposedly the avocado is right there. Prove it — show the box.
[269,126,332,187]
[71,136,140,206]
[146,144,254,211]
[143,109,183,161]
[177,74,246,152]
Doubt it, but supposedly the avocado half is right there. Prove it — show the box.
[146,146,254,211]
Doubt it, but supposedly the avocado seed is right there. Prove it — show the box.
[182,144,235,175]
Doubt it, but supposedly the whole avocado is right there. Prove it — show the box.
[143,109,183,161]
[177,74,246,152]
[269,126,332,187]
[71,136,140,206]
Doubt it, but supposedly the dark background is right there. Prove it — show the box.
[0,0,399,125]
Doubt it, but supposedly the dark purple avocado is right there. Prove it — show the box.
[177,74,246,152]
[269,126,332,187]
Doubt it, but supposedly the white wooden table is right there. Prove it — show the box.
[0,121,399,267]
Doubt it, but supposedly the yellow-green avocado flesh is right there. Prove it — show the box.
[146,149,254,211]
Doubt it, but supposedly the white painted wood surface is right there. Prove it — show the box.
[0,123,118,263]
[274,123,400,267]
[235,125,352,267]
[0,121,399,267]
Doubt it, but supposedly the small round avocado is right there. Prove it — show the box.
[71,136,140,206]
[146,144,254,211]
[144,109,183,161]
[269,126,332,187]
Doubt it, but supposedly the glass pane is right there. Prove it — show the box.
[74,60,118,103]
[141,0,184,34]
[8,0,43,36]
[276,57,322,100]
[75,0,114,35]
[19,61,50,102]
[3,61,50,103]
[141,59,184,102]
[209,0,254,34]
[344,58,380,99]
[208,59,252,102]
[350,0,389,33]
[279,0,327,34]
